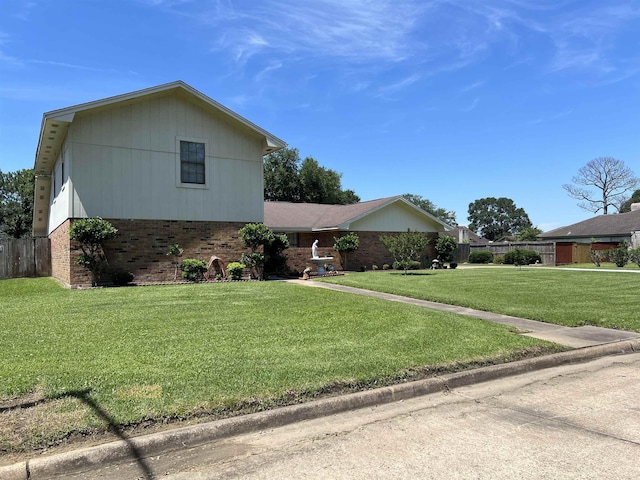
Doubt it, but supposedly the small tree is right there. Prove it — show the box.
[167,244,183,281]
[380,231,430,275]
[239,223,276,280]
[264,233,290,274]
[590,249,605,267]
[510,248,526,270]
[435,235,457,263]
[69,217,118,286]
[610,241,629,267]
[333,233,359,270]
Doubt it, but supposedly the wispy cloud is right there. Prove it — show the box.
[206,0,428,65]
[376,74,422,98]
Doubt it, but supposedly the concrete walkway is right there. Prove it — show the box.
[288,279,640,348]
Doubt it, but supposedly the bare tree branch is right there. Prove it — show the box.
[563,157,639,214]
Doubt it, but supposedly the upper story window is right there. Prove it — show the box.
[180,141,205,184]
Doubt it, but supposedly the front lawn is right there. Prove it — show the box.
[0,278,555,455]
[320,268,640,331]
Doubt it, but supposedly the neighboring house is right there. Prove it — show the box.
[539,204,640,264]
[32,81,286,286]
[264,196,453,271]
[445,225,488,245]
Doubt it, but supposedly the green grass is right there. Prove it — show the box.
[320,268,640,331]
[0,278,555,454]
[559,262,639,270]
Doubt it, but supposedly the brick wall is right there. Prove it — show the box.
[51,218,251,287]
[49,220,73,286]
[285,231,439,273]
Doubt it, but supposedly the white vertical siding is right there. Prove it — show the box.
[64,91,265,223]
[350,202,441,232]
[48,144,71,233]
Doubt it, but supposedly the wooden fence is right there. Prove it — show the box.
[0,238,51,280]
[468,241,555,265]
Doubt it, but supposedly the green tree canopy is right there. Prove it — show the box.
[0,168,35,238]
[264,147,301,202]
[517,226,543,241]
[402,193,456,225]
[467,197,533,241]
[264,147,360,205]
[619,189,640,213]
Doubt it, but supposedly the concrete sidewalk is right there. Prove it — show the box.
[3,279,640,480]
[290,279,640,348]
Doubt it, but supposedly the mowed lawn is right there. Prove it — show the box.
[321,267,640,331]
[1,277,554,454]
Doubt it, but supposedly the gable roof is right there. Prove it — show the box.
[264,196,453,232]
[32,81,286,236]
[540,209,640,239]
[33,80,286,177]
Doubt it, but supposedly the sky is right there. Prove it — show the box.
[1,0,639,231]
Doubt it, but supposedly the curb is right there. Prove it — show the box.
[2,339,639,480]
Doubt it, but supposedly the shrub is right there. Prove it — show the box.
[69,217,118,286]
[590,249,605,267]
[504,249,541,265]
[393,260,421,270]
[493,255,505,264]
[111,271,134,286]
[239,223,282,279]
[227,262,246,280]
[372,264,379,270]
[610,242,629,267]
[435,236,458,262]
[469,250,493,264]
[629,247,640,267]
[181,259,208,282]
[382,264,390,270]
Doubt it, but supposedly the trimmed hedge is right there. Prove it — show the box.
[469,250,493,264]
[504,249,541,265]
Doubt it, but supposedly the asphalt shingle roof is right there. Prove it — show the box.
[540,208,640,238]
[264,196,401,231]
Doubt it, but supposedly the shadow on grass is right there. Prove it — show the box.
[389,271,437,276]
[54,389,155,480]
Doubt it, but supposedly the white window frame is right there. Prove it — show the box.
[176,136,209,189]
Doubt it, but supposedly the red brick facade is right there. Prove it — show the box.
[49,218,440,285]
[49,218,251,287]
[285,231,439,273]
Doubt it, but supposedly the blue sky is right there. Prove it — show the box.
[1,0,639,231]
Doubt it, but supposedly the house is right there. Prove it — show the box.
[32,81,286,286]
[444,225,488,245]
[539,204,640,264]
[264,196,453,271]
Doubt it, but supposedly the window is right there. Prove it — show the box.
[180,141,205,184]
[285,232,299,247]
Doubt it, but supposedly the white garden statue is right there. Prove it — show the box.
[312,239,319,258]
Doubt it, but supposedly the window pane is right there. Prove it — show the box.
[180,141,206,184]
